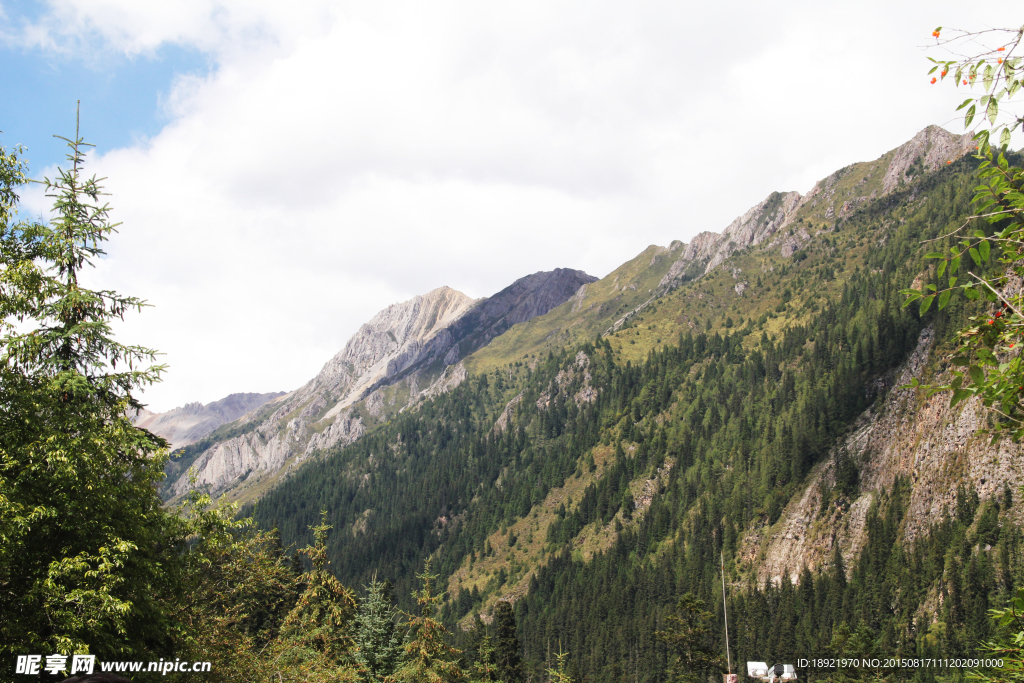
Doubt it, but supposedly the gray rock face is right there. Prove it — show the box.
[442,268,597,358]
[132,392,286,451]
[744,327,1024,587]
[660,126,973,289]
[881,125,974,194]
[168,269,596,500]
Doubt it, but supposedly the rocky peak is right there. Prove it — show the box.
[312,286,479,410]
[881,124,975,194]
[133,391,286,451]
[446,269,598,354]
[166,270,595,502]
[660,126,974,289]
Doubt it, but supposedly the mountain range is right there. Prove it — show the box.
[158,267,595,501]
[144,124,1023,681]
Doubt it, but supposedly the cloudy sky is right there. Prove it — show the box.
[0,1,1019,412]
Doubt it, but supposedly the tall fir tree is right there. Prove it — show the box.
[395,562,466,683]
[353,573,402,682]
[493,601,523,683]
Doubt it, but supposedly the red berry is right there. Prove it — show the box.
[931,77,937,84]
[998,47,1006,51]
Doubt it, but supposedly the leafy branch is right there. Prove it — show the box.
[903,26,1024,440]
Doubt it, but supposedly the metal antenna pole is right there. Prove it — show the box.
[722,550,732,675]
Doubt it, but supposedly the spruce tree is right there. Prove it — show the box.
[655,593,726,683]
[493,601,523,683]
[353,573,402,682]
[278,513,358,662]
[395,562,466,683]
[0,113,176,657]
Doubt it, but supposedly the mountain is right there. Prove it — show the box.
[244,127,1023,680]
[164,268,596,502]
[464,125,975,377]
[132,391,286,451]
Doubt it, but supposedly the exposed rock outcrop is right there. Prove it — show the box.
[745,327,1024,586]
[660,126,973,290]
[168,269,596,500]
[881,125,975,194]
[132,391,286,451]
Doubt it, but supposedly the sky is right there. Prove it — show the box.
[0,1,1020,412]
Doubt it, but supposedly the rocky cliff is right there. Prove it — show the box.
[132,391,286,451]
[743,327,1024,587]
[167,269,595,501]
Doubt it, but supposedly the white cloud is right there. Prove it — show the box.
[11,0,1022,410]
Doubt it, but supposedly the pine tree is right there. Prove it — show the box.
[0,112,176,657]
[395,561,466,683]
[546,647,573,683]
[278,512,358,662]
[656,593,726,683]
[353,573,402,682]
[493,600,523,683]
[469,630,503,683]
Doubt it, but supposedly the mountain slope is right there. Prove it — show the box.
[166,269,595,502]
[133,391,286,451]
[461,125,974,379]
[247,129,1022,681]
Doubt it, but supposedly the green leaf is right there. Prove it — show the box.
[969,365,986,386]
[970,247,982,265]
[951,388,972,407]
[965,105,976,127]
[938,289,952,309]
[956,98,974,111]
[1001,128,1012,149]
[929,65,939,74]
[965,287,981,300]
[979,240,991,262]
[951,255,961,274]
[988,97,999,124]
[919,295,935,315]
[924,252,945,259]
[937,260,947,279]
[951,356,970,367]
[978,348,998,365]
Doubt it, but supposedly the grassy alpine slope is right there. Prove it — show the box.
[250,142,1024,680]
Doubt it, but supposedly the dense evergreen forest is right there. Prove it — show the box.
[250,156,1024,681]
